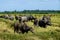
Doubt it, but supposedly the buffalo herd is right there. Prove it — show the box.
[0,14,14,20]
[0,14,52,34]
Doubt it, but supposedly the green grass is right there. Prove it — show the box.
[0,31,60,40]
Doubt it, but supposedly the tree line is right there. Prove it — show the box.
[0,10,60,14]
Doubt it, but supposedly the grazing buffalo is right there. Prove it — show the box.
[38,15,51,28]
[19,23,34,34]
[14,22,34,34]
[33,15,51,28]
[27,15,36,21]
[0,15,4,18]
[15,15,36,22]
[3,14,14,20]
[14,21,20,33]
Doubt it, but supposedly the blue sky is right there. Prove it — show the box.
[0,0,60,11]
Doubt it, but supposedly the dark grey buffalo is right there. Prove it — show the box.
[33,15,51,28]
[27,15,36,21]
[38,20,47,28]
[38,15,51,28]
[14,22,34,34]
[43,15,51,25]
[15,15,36,22]
[0,15,4,18]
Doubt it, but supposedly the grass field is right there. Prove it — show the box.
[0,14,60,40]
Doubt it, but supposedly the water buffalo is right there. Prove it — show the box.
[38,15,51,28]
[20,16,28,22]
[0,15,4,18]
[38,20,47,28]
[4,14,9,19]
[27,15,36,21]
[3,14,14,20]
[14,21,20,33]
[14,22,34,34]
[33,15,51,28]
[44,15,51,25]
[16,15,36,22]
[8,16,14,20]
